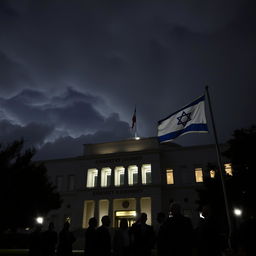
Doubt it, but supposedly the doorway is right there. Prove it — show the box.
[115,210,136,227]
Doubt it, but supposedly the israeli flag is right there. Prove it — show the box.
[158,95,208,143]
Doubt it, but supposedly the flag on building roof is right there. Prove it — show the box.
[158,95,208,143]
[131,107,136,129]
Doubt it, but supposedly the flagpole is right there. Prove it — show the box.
[205,86,232,249]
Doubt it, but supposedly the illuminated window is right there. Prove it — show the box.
[195,168,203,182]
[128,165,138,185]
[82,200,95,228]
[210,170,215,178]
[67,175,75,191]
[166,169,174,184]
[101,167,112,187]
[87,169,98,188]
[225,163,233,176]
[142,164,151,184]
[115,166,125,186]
[56,176,63,191]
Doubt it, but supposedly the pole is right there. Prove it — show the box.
[205,86,232,249]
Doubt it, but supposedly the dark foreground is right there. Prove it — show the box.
[0,249,84,256]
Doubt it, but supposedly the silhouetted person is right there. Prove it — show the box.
[96,215,111,256]
[113,218,131,256]
[130,213,155,256]
[155,212,166,256]
[196,205,222,256]
[57,221,76,256]
[42,222,58,256]
[29,225,43,256]
[84,217,98,256]
[164,203,193,256]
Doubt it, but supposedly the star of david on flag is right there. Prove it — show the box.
[157,95,208,143]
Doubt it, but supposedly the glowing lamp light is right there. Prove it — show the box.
[233,208,242,217]
[199,212,205,219]
[36,216,44,224]
[135,137,140,140]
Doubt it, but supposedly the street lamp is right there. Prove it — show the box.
[233,208,242,217]
[36,216,44,224]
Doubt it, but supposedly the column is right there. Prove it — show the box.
[94,200,99,226]
[109,199,113,227]
[135,197,141,217]
[138,165,142,185]
[111,167,115,187]
[97,168,102,187]
[124,166,128,186]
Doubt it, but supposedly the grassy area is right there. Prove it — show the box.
[0,249,28,255]
[0,249,84,255]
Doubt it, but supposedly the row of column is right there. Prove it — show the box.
[96,165,144,187]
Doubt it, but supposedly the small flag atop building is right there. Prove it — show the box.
[131,107,136,129]
[158,95,208,143]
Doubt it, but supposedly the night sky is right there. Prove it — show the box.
[0,1,255,160]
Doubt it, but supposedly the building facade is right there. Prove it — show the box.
[43,137,231,248]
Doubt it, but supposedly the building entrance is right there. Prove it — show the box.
[115,210,136,227]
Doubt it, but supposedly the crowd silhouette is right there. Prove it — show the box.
[28,203,256,256]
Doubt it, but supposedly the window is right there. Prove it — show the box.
[225,163,233,176]
[210,170,215,178]
[128,165,138,185]
[114,166,125,186]
[82,200,95,228]
[195,168,203,182]
[166,169,174,184]
[56,176,63,191]
[87,169,98,188]
[101,167,111,187]
[67,175,75,191]
[142,164,151,184]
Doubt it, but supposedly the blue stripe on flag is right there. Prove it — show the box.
[158,123,208,142]
[158,95,205,125]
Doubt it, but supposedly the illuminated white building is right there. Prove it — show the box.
[44,137,232,248]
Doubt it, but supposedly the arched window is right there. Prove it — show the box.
[87,169,98,188]
[114,166,125,186]
[128,165,138,185]
[101,167,111,187]
[142,164,151,184]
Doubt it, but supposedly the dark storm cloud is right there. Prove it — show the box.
[0,87,127,136]
[0,0,255,159]
[0,87,132,158]
[35,114,131,160]
[0,120,53,148]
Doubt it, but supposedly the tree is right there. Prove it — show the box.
[197,126,256,228]
[223,125,256,217]
[196,163,230,231]
[0,140,62,232]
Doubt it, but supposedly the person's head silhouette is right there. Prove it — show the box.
[157,212,166,224]
[88,217,97,228]
[101,215,111,227]
[170,202,181,217]
[140,213,147,224]
[120,218,128,229]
